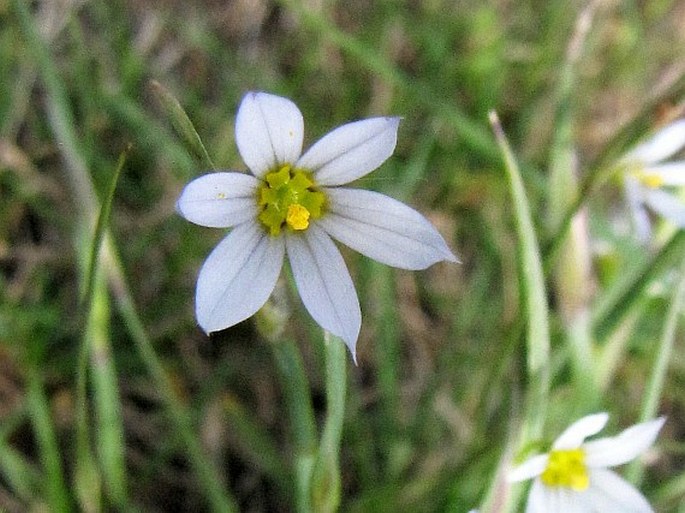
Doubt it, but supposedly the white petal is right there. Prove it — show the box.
[235,92,304,177]
[643,162,685,185]
[623,119,685,165]
[550,487,586,513]
[285,225,361,357]
[509,454,548,482]
[553,413,609,450]
[195,222,285,333]
[581,469,654,512]
[176,172,259,228]
[525,479,550,513]
[319,188,457,270]
[624,178,652,242]
[643,188,685,226]
[297,117,400,186]
[584,417,665,468]
[547,487,565,512]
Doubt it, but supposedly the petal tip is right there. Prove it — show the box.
[445,250,460,264]
[346,336,359,364]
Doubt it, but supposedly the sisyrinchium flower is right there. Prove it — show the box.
[177,92,457,359]
[509,413,665,513]
[621,119,685,242]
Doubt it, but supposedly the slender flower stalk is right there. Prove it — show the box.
[621,119,685,242]
[178,92,457,359]
[310,331,347,513]
[510,413,665,512]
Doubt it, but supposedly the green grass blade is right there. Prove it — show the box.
[150,80,216,170]
[77,146,128,507]
[26,368,71,513]
[89,270,127,506]
[74,150,128,512]
[593,231,685,340]
[490,112,550,423]
[486,111,551,513]
[0,407,42,502]
[627,255,685,484]
[0,445,42,501]
[80,146,129,307]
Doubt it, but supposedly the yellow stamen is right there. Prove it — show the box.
[541,448,589,491]
[630,165,664,189]
[286,204,310,230]
[639,174,664,189]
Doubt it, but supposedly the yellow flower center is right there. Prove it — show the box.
[629,165,664,189]
[257,165,325,236]
[540,448,589,491]
[638,173,664,189]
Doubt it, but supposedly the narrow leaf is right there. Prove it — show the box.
[150,80,216,169]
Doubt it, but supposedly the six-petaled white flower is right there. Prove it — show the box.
[509,413,665,513]
[621,119,685,242]
[177,92,457,359]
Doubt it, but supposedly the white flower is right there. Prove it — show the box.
[177,92,457,359]
[621,119,685,241]
[509,413,665,513]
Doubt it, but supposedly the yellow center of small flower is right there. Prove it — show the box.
[540,449,589,491]
[257,165,325,236]
[629,165,664,189]
[638,173,664,189]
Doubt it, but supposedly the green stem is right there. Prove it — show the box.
[269,340,317,513]
[310,332,347,513]
[627,256,685,484]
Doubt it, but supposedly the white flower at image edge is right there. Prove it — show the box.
[621,119,685,241]
[509,413,665,513]
[177,92,457,359]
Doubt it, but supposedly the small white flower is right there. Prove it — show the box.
[509,413,665,513]
[177,92,457,359]
[621,119,685,241]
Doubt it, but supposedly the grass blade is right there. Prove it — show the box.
[26,368,71,513]
[485,111,551,513]
[150,80,216,170]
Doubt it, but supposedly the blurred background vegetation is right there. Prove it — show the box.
[1,0,685,511]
